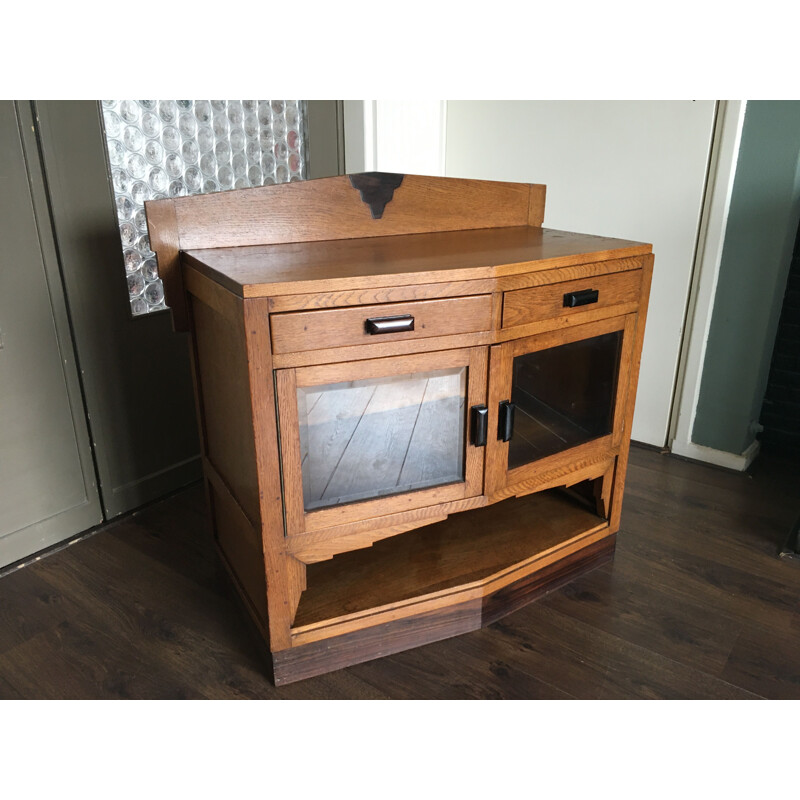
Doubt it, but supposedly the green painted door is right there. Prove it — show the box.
[0,101,102,568]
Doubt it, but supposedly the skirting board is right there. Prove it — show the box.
[669,438,761,472]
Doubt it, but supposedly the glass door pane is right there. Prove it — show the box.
[297,367,467,511]
[508,330,622,470]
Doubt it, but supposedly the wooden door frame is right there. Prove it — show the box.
[275,346,488,536]
[485,314,637,502]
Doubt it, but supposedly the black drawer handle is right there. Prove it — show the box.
[564,289,599,308]
[365,314,415,334]
[470,405,488,447]
[498,400,516,442]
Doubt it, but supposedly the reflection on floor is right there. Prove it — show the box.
[0,445,798,699]
[298,369,465,510]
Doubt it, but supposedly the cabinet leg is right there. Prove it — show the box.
[594,465,615,520]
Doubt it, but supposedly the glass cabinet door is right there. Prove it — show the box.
[277,348,487,535]
[297,367,467,511]
[508,330,622,469]
[487,315,635,496]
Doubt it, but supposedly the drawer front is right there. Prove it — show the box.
[270,295,493,354]
[502,269,642,329]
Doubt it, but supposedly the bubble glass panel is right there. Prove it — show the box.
[101,100,307,316]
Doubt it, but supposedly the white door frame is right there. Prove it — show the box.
[343,100,750,468]
[667,101,754,470]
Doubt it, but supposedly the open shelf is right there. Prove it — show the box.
[292,488,607,631]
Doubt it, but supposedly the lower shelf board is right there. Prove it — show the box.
[274,531,616,685]
[291,488,608,639]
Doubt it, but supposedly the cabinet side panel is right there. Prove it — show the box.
[209,481,268,626]
[244,298,301,651]
[190,291,261,526]
[609,255,654,533]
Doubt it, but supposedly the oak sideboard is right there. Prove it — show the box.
[146,173,653,685]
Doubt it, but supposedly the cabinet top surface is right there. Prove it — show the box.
[183,225,652,298]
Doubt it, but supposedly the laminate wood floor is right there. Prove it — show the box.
[0,445,798,699]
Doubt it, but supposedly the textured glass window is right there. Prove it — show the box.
[100,100,307,316]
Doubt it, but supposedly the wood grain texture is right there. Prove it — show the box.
[266,256,645,312]
[275,368,305,537]
[271,330,494,369]
[274,599,484,685]
[293,346,478,388]
[184,264,240,320]
[145,198,186,330]
[527,184,547,227]
[593,464,616,519]
[287,496,488,564]
[183,226,652,298]
[609,257,654,534]
[208,481,268,626]
[277,534,612,684]
[189,292,261,526]
[290,524,611,648]
[493,453,617,505]
[2,446,795,698]
[270,294,492,355]
[269,299,644,370]
[3,446,797,697]
[242,298,296,651]
[484,314,634,502]
[167,174,538,250]
[276,347,486,537]
[492,301,640,344]
[480,534,614,627]
[502,268,642,328]
[292,489,607,634]
[148,174,656,682]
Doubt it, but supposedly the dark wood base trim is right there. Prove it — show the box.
[214,541,272,648]
[482,534,615,626]
[273,599,481,686]
[270,534,616,685]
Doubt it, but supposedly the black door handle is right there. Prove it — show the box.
[470,405,488,447]
[564,289,599,307]
[498,400,516,442]
[365,314,415,334]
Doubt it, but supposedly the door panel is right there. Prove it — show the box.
[486,315,636,501]
[276,347,487,535]
[0,102,102,567]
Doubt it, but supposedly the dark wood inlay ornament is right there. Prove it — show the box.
[349,172,405,219]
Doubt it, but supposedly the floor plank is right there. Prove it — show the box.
[0,444,797,699]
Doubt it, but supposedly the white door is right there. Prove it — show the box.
[350,100,717,447]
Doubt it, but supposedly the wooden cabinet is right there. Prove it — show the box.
[146,173,653,685]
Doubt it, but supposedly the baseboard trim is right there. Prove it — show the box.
[104,455,203,518]
[668,438,760,472]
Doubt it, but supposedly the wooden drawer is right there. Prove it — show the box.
[502,269,642,328]
[270,295,493,354]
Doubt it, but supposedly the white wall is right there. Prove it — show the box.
[445,101,716,446]
[344,100,446,175]
[344,100,718,447]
